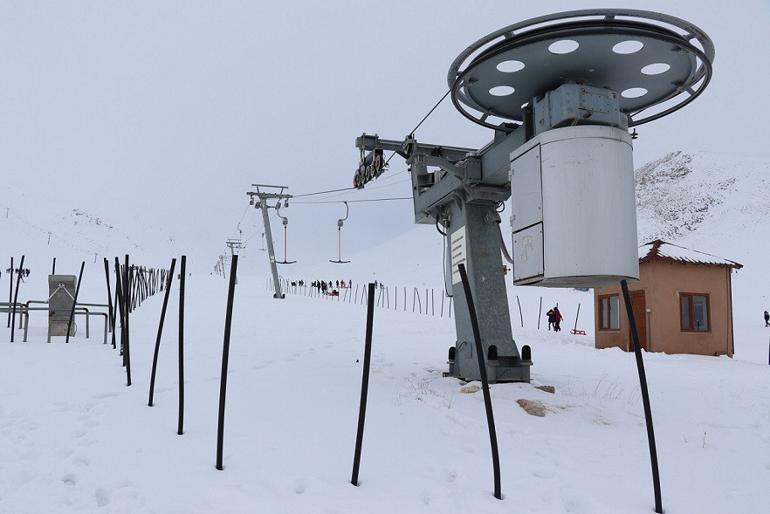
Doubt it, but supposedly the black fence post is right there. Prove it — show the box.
[65,261,85,344]
[350,283,376,487]
[573,303,581,333]
[620,280,663,513]
[114,259,123,354]
[10,255,24,342]
[458,264,502,500]
[114,258,124,355]
[216,255,239,470]
[123,255,132,386]
[177,255,186,435]
[537,296,543,330]
[7,257,13,328]
[148,258,176,407]
[103,258,114,338]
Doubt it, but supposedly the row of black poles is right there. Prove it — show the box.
[26,252,654,513]
[348,272,503,499]
[344,271,661,510]
[139,255,185,438]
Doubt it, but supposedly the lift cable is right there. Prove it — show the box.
[292,186,356,198]
[291,197,412,205]
[290,168,409,201]
[235,88,449,235]
[289,88,451,200]
[384,88,452,167]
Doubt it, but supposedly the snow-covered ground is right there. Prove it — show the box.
[3,149,770,513]
[1,274,769,514]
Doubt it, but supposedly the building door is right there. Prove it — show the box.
[628,290,648,351]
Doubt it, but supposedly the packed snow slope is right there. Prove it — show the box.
[1,149,770,513]
[1,275,768,514]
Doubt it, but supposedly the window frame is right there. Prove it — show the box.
[598,293,620,331]
[679,292,711,333]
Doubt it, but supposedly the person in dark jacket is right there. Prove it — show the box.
[546,308,555,331]
[765,310,770,327]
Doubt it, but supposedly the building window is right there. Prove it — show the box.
[680,293,710,332]
[599,294,620,330]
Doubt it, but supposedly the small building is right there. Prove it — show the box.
[594,240,742,357]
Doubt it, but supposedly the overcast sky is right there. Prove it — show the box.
[1,0,767,270]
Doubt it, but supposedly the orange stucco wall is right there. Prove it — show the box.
[594,261,734,357]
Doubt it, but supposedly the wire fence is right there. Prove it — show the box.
[267,278,455,319]
[267,278,589,333]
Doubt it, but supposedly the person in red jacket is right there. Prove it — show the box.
[553,306,563,332]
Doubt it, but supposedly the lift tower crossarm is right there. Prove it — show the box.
[355,134,476,164]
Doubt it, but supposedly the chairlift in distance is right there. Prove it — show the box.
[330,201,351,264]
[275,200,296,264]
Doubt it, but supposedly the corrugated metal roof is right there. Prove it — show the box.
[639,239,743,269]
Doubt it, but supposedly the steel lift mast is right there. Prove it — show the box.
[225,239,244,257]
[225,238,244,282]
[247,184,292,299]
[354,9,713,383]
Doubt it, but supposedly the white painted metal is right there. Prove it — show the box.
[450,226,467,285]
[510,145,542,232]
[510,125,639,287]
[512,223,544,282]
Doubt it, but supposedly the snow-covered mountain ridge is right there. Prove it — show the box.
[635,150,770,244]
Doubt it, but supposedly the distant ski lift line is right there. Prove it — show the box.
[291,197,412,205]
[291,168,410,199]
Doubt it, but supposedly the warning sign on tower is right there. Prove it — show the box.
[450,227,467,285]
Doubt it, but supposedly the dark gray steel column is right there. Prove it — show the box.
[449,201,528,382]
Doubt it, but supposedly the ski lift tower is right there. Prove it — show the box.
[355,9,713,383]
[225,238,245,282]
[247,184,292,299]
[225,238,244,257]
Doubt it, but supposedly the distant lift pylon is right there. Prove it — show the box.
[329,201,351,264]
[247,184,292,299]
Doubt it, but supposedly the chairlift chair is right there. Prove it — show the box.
[275,201,296,264]
[330,201,351,264]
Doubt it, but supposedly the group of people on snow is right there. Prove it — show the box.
[308,279,352,296]
[2,267,31,282]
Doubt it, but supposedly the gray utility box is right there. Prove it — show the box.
[48,275,76,337]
